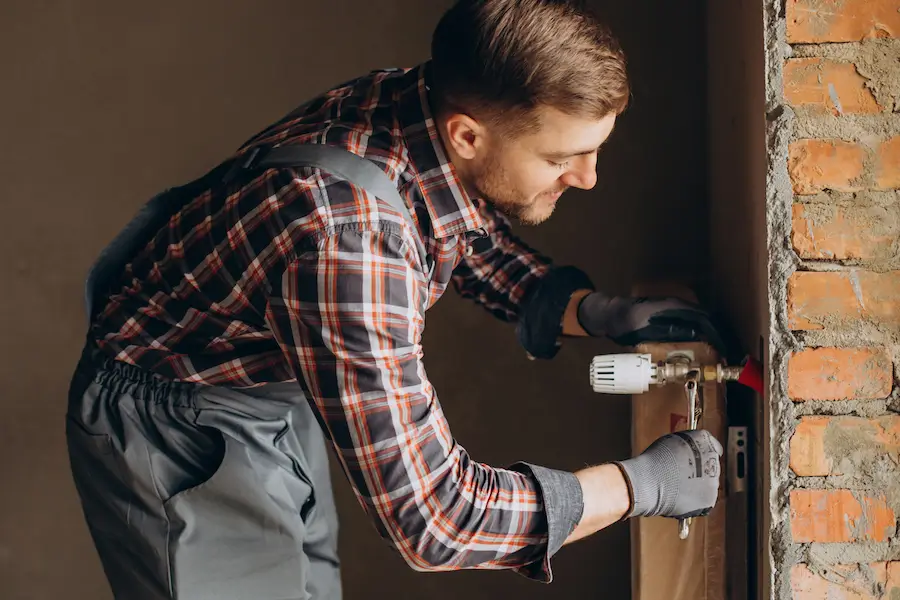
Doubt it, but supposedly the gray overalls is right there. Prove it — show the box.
[67,146,420,600]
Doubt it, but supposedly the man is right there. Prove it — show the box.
[66,1,724,598]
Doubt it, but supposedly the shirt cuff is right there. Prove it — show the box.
[516,266,595,360]
[508,462,584,583]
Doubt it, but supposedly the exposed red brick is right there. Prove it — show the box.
[791,416,900,476]
[791,489,896,543]
[787,348,893,401]
[789,137,900,194]
[784,58,882,115]
[782,0,900,578]
[791,562,900,599]
[792,204,899,260]
[789,139,866,195]
[877,136,900,189]
[787,271,900,330]
[787,0,900,43]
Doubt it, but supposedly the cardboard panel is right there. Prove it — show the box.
[631,341,727,600]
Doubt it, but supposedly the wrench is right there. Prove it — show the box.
[678,370,703,540]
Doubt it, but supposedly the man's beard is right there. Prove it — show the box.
[469,156,564,226]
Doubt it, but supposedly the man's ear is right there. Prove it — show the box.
[442,113,486,160]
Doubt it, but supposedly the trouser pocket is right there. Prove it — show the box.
[66,357,334,600]
[162,410,315,600]
[66,416,119,539]
[66,373,226,600]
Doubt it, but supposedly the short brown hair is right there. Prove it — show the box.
[430,0,630,135]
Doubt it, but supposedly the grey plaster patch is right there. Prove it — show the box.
[797,190,900,207]
[807,541,900,565]
[765,2,803,597]
[793,113,900,141]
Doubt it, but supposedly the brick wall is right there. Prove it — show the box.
[780,1,900,598]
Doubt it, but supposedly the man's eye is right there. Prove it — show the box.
[550,160,569,169]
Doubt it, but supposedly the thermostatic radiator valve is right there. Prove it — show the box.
[589,353,762,396]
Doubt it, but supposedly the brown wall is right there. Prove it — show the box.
[0,1,708,598]
[706,0,768,598]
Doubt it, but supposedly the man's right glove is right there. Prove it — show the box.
[576,294,727,356]
[615,429,723,519]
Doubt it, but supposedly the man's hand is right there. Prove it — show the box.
[574,292,726,355]
[563,429,723,546]
[616,429,724,519]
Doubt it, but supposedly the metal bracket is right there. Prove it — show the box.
[727,426,749,494]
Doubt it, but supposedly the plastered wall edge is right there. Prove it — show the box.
[763,1,802,599]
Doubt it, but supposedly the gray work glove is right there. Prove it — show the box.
[615,429,723,519]
[576,294,726,355]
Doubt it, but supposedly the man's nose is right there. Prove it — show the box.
[561,154,597,190]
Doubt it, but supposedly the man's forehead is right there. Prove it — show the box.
[536,106,616,132]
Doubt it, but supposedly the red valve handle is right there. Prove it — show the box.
[736,356,763,395]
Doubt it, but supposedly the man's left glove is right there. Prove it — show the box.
[576,293,726,354]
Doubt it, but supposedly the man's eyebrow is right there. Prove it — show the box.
[544,121,617,160]
[543,145,603,160]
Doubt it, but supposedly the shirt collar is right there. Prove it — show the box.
[397,63,485,239]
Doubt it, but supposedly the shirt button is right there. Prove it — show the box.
[465,245,474,257]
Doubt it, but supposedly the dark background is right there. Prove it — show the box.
[0,1,738,598]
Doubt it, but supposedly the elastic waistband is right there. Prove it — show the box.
[78,340,197,407]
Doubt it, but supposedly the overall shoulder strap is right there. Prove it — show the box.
[231,144,428,267]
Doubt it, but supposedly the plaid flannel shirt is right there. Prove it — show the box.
[91,63,589,581]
